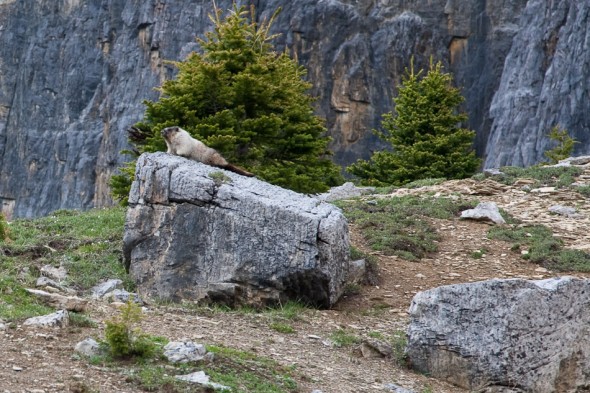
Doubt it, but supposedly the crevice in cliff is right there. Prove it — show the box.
[0,79,18,168]
[541,5,569,75]
[449,36,468,66]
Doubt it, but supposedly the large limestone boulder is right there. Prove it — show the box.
[406,277,590,392]
[123,153,350,308]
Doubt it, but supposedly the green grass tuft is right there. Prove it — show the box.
[269,322,296,334]
[488,224,590,272]
[338,195,477,260]
[0,207,133,322]
[329,328,360,348]
[204,345,298,392]
[490,165,583,189]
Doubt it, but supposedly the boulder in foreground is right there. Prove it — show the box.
[123,153,351,308]
[407,277,590,392]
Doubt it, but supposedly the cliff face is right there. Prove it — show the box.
[485,1,590,168]
[0,0,587,218]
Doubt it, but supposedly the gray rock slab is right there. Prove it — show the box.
[163,341,209,364]
[460,202,506,225]
[74,338,102,357]
[25,288,87,312]
[36,276,60,289]
[407,277,590,392]
[40,265,67,282]
[124,153,350,308]
[175,371,230,391]
[91,279,123,299]
[554,156,590,167]
[548,205,579,217]
[483,168,504,177]
[484,2,590,168]
[23,310,69,328]
[384,384,415,393]
[102,289,141,304]
[316,182,375,202]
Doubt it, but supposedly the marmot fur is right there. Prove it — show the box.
[161,126,254,177]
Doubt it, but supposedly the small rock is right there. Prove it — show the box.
[535,267,549,273]
[74,338,103,357]
[307,335,322,340]
[360,339,393,358]
[415,273,426,279]
[163,341,210,363]
[460,202,506,225]
[40,265,67,281]
[91,279,123,299]
[384,383,415,393]
[102,289,142,304]
[315,182,376,202]
[35,276,61,290]
[175,371,230,391]
[555,156,590,166]
[347,259,366,284]
[23,310,69,328]
[548,205,579,217]
[483,168,504,177]
[25,288,87,312]
[531,187,557,193]
[12,366,23,371]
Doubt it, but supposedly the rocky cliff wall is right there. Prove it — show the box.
[0,0,587,218]
[485,1,590,168]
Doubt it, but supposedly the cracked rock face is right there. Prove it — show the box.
[123,153,350,308]
[2,0,588,218]
[406,277,590,392]
[484,0,590,168]
[0,0,563,219]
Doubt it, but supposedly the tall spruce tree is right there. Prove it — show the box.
[110,5,343,203]
[347,59,480,186]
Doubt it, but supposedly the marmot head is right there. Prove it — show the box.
[161,126,180,140]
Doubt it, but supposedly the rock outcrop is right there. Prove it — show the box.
[0,0,587,218]
[484,1,590,168]
[460,201,506,225]
[406,277,590,392]
[123,152,351,308]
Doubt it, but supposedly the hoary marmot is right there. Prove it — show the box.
[161,126,254,177]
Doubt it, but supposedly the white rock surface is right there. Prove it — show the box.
[163,341,209,363]
[40,265,67,281]
[74,338,102,357]
[315,182,375,202]
[102,289,141,304]
[91,279,123,299]
[460,201,506,225]
[25,288,87,312]
[548,205,579,217]
[23,310,69,328]
[123,153,351,308]
[407,277,590,392]
[175,371,230,390]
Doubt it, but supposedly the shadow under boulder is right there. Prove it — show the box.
[123,153,351,308]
